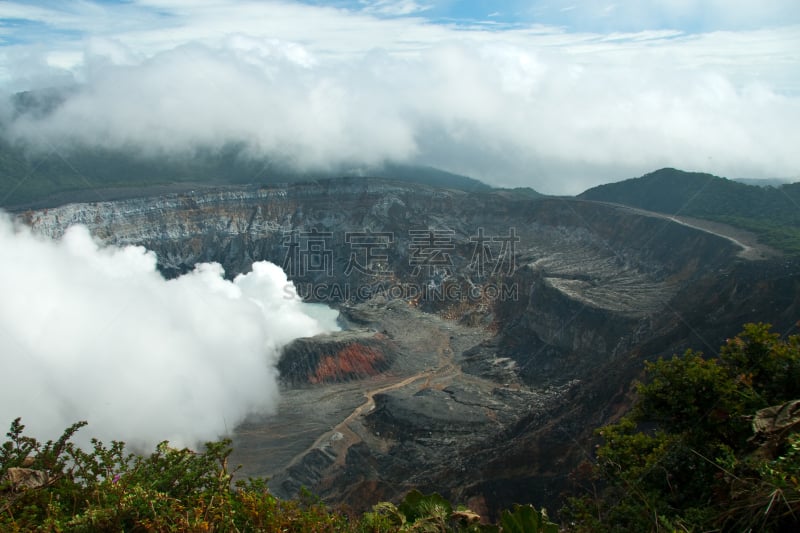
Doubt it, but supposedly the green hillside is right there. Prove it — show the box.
[580,168,800,255]
[0,136,488,209]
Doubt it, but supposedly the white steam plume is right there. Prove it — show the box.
[0,214,338,449]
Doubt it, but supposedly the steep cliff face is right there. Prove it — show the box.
[22,180,736,309]
[18,178,799,516]
[22,179,445,266]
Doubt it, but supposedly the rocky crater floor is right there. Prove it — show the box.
[19,178,800,516]
[243,299,560,506]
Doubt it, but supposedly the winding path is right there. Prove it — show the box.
[589,200,777,260]
[282,320,468,471]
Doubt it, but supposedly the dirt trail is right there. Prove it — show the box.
[282,373,427,468]
[592,201,778,260]
[663,215,760,259]
[283,324,465,470]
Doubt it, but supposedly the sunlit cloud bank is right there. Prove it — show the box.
[1,1,798,193]
[0,215,339,449]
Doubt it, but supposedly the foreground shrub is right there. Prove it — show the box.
[0,419,348,531]
[564,323,800,532]
[1,420,557,532]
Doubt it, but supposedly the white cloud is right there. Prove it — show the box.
[1,1,799,193]
[539,0,800,32]
[361,0,432,16]
[0,215,339,449]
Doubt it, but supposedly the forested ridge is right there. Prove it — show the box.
[580,168,800,254]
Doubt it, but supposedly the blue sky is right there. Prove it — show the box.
[4,0,799,45]
[0,1,798,192]
[294,0,800,32]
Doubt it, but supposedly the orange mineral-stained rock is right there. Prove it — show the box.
[310,344,386,384]
[279,330,397,386]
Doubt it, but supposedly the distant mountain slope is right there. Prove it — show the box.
[363,162,490,192]
[579,168,800,255]
[0,136,489,209]
[734,177,794,188]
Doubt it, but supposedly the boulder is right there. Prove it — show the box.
[1,468,49,491]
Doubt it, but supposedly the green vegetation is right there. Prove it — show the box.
[564,323,800,532]
[1,419,555,531]
[0,420,348,531]
[580,168,800,255]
